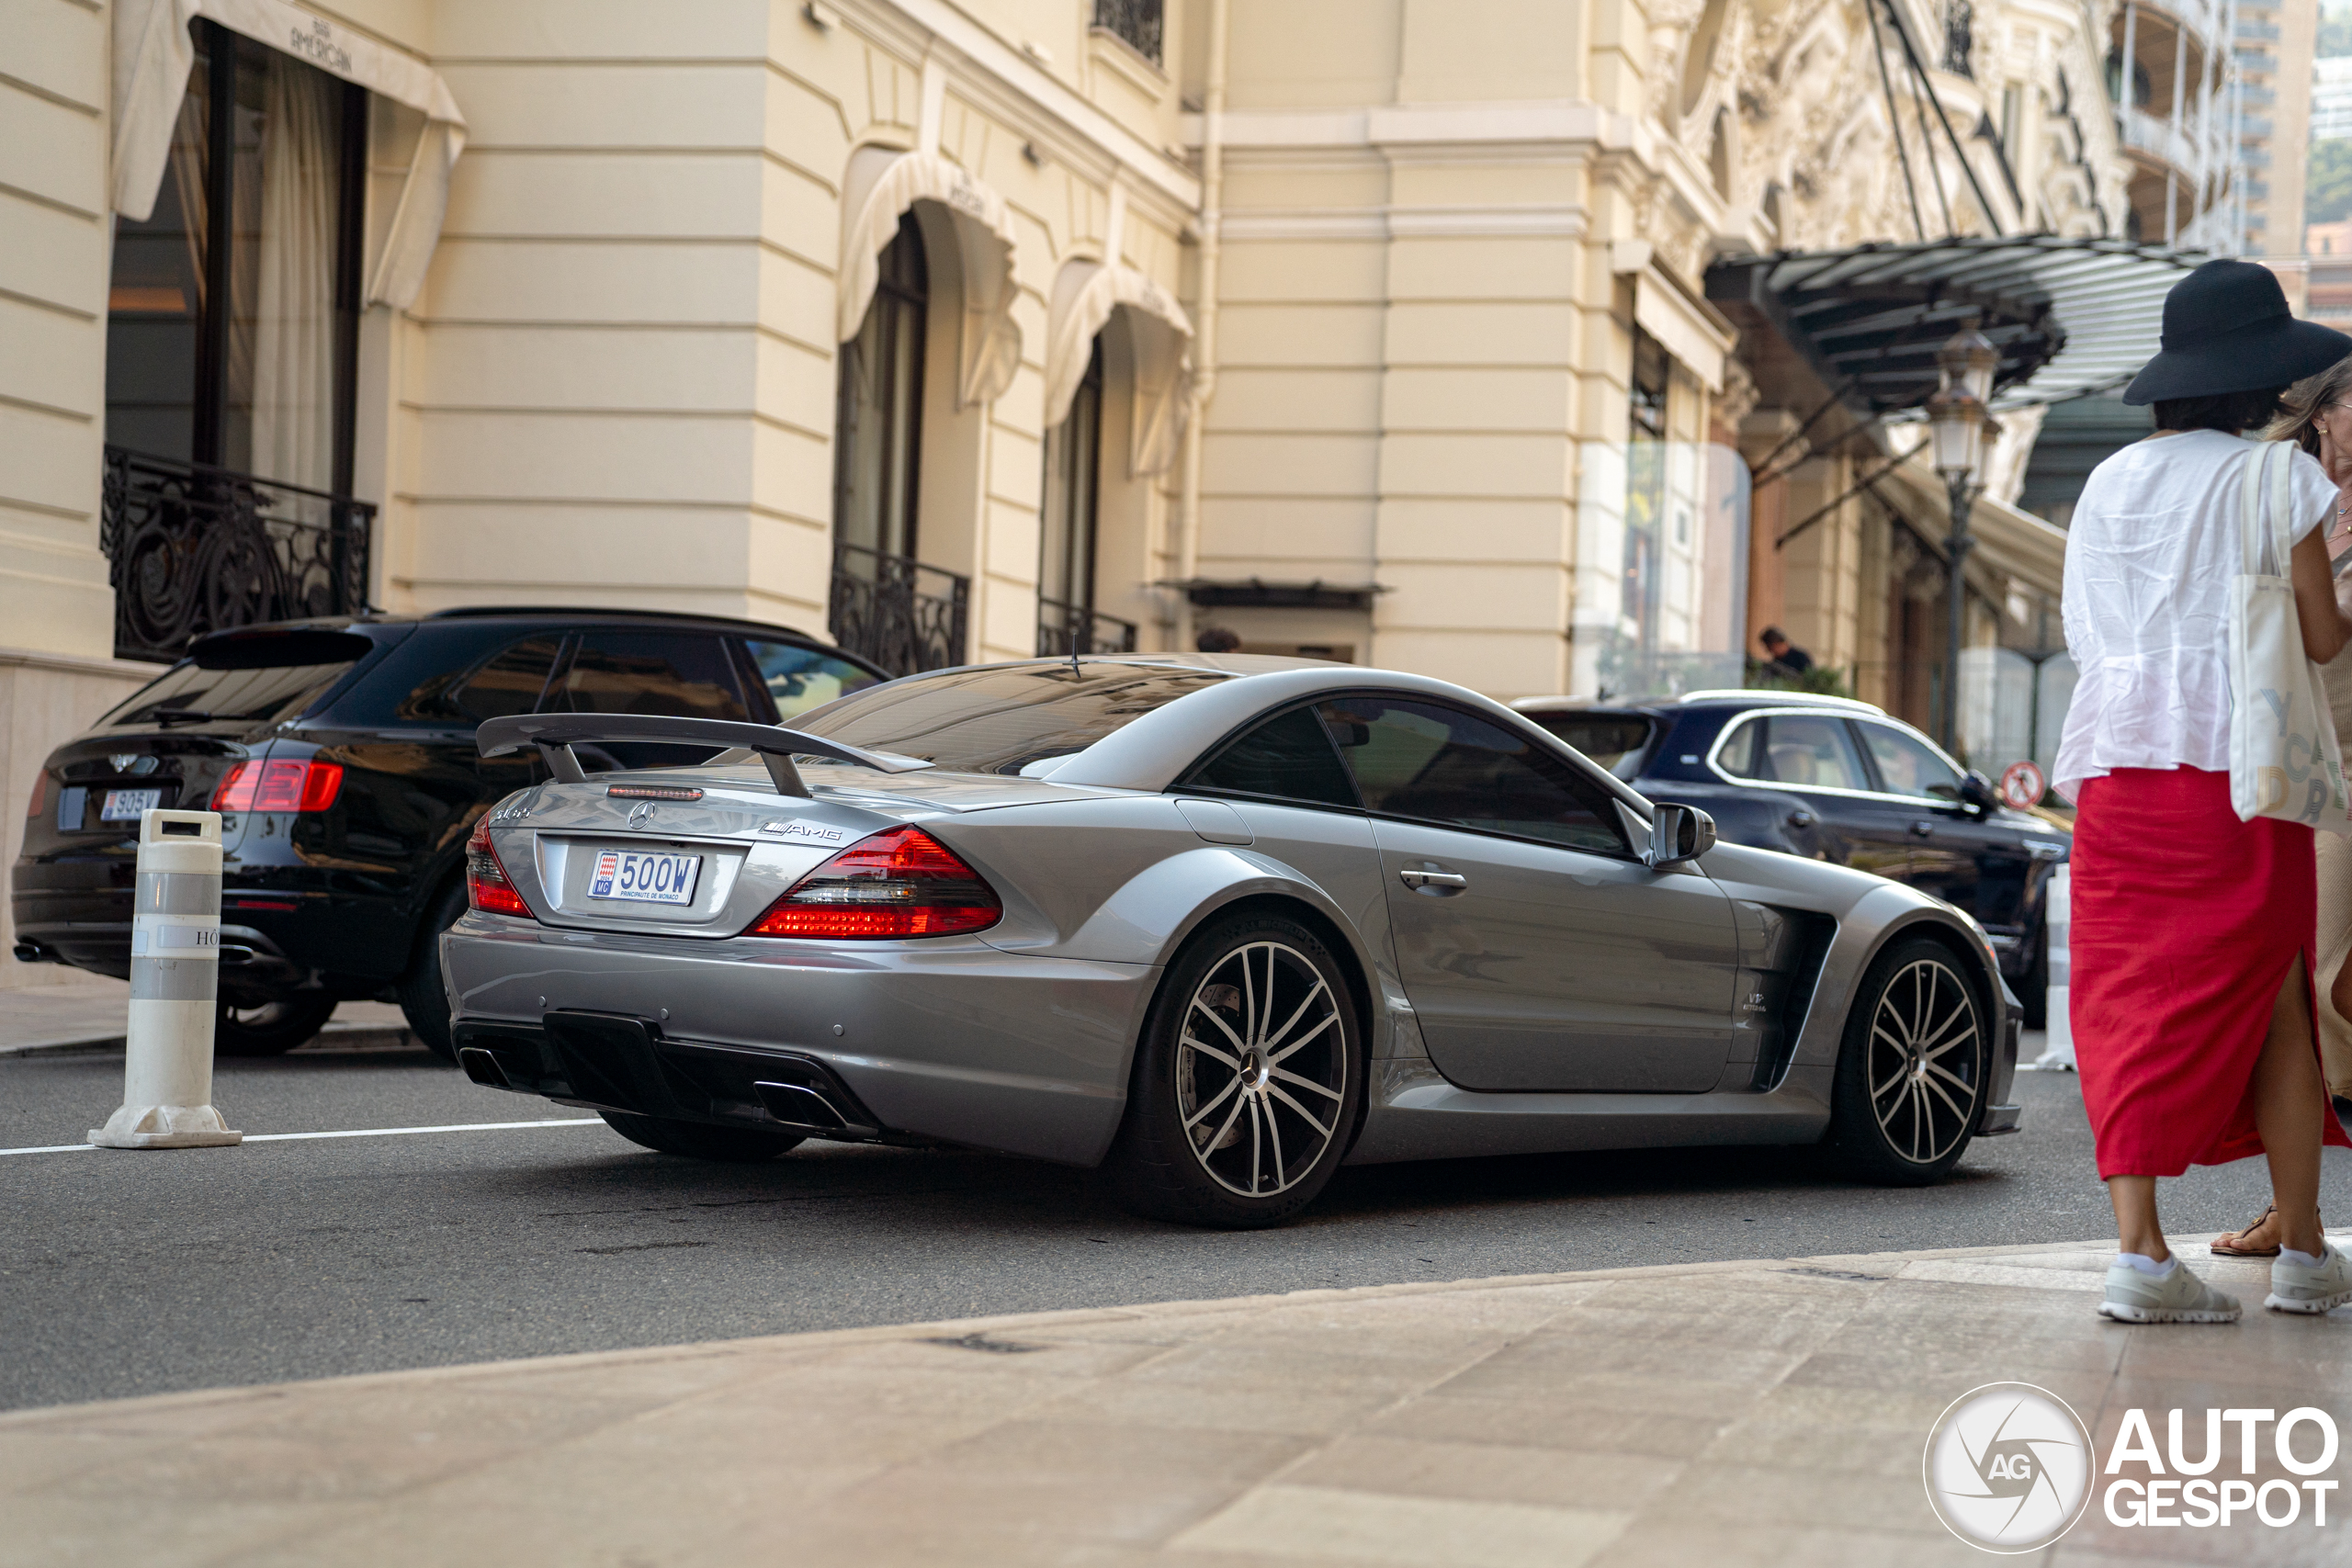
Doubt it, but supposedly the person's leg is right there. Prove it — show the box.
[2254,955,2328,1258]
[2109,1175,2167,1262]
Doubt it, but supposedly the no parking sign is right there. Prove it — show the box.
[1998,760,2046,811]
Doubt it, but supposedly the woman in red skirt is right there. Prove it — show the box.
[2059,260,2352,1323]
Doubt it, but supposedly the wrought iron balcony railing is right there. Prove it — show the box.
[830,540,970,677]
[100,445,375,663]
[1091,0,1163,63]
[1037,598,1138,658]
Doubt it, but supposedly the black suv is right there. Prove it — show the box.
[13,610,887,1056]
[1516,691,2071,1026]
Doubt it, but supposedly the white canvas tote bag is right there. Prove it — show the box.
[2228,438,2352,832]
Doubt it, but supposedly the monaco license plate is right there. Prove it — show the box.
[588,850,700,906]
[100,788,164,822]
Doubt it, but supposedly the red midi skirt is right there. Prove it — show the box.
[2071,767,2352,1179]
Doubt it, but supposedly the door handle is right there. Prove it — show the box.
[1910,820,1936,838]
[1397,868,1467,892]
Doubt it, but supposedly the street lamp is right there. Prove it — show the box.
[1927,316,2000,753]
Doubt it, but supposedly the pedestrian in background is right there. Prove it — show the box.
[2056,260,2352,1324]
[1195,626,1242,653]
[2214,355,2352,1259]
[1758,626,1812,676]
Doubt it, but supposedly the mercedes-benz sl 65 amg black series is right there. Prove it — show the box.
[439,656,2022,1228]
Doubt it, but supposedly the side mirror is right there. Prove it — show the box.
[1645,803,1717,867]
[1957,771,1998,815]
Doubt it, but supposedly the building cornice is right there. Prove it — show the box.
[835,0,1200,220]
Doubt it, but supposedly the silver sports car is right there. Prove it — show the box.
[441,655,2020,1227]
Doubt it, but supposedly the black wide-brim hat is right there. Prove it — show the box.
[2123,258,2352,404]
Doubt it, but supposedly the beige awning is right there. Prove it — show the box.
[838,149,1023,409]
[1043,259,1193,477]
[1878,459,2068,612]
[111,0,465,310]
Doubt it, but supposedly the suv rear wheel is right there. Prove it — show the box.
[216,996,337,1057]
[396,882,468,1063]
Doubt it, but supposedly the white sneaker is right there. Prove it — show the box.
[2098,1259,2242,1324]
[2266,1243,2352,1315]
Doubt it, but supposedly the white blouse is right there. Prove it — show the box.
[2054,430,2337,798]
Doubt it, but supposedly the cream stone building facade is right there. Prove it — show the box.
[1,0,2145,988]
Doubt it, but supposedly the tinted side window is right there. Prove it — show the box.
[1856,720,1963,801]
[742,639,882,722]
[449,637,562,723]
[1752,715,1868,791]
[1319,696,1625,854]
[1716,716,1767,779]
[1181,705,1360,808]
[553,634,748,720]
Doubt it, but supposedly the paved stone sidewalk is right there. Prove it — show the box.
[0,980,413,1055]
[6,1235,2347,1568]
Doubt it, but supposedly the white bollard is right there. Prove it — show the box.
[2033,863,2075,1071]
[89,809,243,1149]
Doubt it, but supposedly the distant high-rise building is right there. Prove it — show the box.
[2241,0,2318,254]
[2314,54,2352,140]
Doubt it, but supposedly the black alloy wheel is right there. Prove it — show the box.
[1826,936,1989,1184]
[214,995,338,1057]
[395,881,469,1063]
[1106,911,1363,1228]
[597,1111,805,1163]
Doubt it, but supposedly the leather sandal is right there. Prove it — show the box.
[2211,1202,2327,1258]
[2212,1204,2280,1258]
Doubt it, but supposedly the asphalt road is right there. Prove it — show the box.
[6,1041,2347,1413]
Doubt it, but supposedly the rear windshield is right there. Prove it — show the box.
[1521,711,1660,781]
[101,659,362,729]
[797,663,1230,776]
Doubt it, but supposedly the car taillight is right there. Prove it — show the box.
[25,771,45,818]
[212,759,344,812]
[466,817,531,917]
[748,826,1001,939]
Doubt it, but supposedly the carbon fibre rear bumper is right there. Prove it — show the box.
[439,910,1160,1166]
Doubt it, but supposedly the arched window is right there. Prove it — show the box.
[1680,0,1730,118]
[833,212,928,566]
[1039,342,1105,654]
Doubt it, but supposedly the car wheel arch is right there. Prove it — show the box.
[1123,890,1379,1163]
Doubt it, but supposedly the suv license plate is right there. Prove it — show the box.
[588,850,700,906]
[100,788,164,822]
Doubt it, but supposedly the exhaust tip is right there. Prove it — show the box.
[12,941,56,964]
[457,1046,512,1089]
[753,1078,880,1137]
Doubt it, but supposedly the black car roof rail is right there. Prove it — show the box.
[475,715,931,798]
[425,605,836,640]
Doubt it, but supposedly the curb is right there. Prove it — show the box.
[0,1022,420,1060]
[0,1233,2159,1427]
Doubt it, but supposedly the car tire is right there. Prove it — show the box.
[1825,936,1989,1186]
[215,996,337,1057]
[1105,910,1364,1229]
[395,881,468,1064]
[597,1111,804,1163]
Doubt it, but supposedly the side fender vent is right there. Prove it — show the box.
[1753,912,1837,1092]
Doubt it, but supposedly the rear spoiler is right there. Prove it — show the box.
[476,715,931,798]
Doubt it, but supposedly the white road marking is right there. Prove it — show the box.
[0,1118,603,1157]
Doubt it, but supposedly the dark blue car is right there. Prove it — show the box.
[1515,691,2069,1027]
